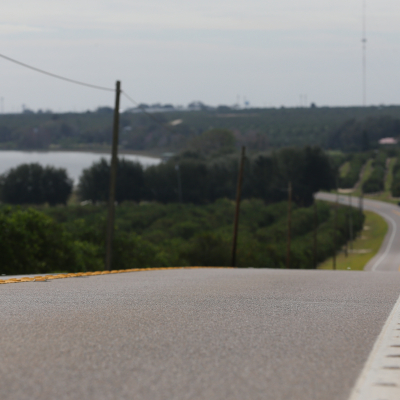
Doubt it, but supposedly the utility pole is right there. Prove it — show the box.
[175,164,182,203]
[313,199,318,268]
[231,146,246,267]
[105,80,121,271]
[333,180,338,270]
[286,181,292,269]
[349,194,354,250]
[359,188,364,214]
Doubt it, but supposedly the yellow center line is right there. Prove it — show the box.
[392,210,400,217]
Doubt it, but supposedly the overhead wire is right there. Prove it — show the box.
[0,52,176,132]
[0,53,114,92]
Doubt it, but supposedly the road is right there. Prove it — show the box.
[1,268,400,400]
[316,192,400,272]
[2,196,400,400]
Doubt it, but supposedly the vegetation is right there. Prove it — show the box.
[77,146,334,207]
[392,158,400,197]
[339,153,369,189]
[319,210,387,271]
[327,116,400,151]
[77,158,144,203]
[0,199,364,275]
[0,208,78,275]
[362,151,387,193]
[0,163,72,205]
[2,106,400,153]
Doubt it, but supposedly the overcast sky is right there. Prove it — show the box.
[1,0,400,112]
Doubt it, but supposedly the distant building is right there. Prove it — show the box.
[379,137,398,145]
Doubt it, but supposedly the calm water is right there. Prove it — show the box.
[0,151,161,184]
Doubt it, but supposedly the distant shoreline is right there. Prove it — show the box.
[0,147,164,160]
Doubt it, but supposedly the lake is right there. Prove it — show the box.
[0,151,161,184]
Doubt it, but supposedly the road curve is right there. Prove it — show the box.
[2,269,400,400]
[316,192,400,272]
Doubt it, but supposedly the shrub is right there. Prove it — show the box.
[0,208,76,275]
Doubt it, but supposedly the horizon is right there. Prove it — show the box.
[3,102,400,116]
[2,1,400,112]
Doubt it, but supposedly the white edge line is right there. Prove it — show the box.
[348,292,400,399]
[370,213,397,272]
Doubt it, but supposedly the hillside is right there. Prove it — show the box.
[1,105,400,153]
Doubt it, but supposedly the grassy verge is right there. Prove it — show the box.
[318,210,387,271]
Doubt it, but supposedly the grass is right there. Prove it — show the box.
[339,161,351,178]
[318,210,388,271]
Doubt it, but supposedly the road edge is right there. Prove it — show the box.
[348,292,400,399]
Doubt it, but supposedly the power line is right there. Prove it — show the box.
[0,53,114,92]
[0,52,175,132]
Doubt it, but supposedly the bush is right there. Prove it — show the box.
[0,206,171,275]
[10,198,364,273]
[0,208,76,275]
[182,232,231,266]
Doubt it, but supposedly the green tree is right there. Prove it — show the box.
[0,163,72,205]
[78,158,144,203]
[42,166,73,205]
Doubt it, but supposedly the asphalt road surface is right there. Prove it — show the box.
[316,192,400,272]
[2,268,400,400]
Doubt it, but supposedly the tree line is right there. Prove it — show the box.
[0,146,335,207]
[3,106,400,153]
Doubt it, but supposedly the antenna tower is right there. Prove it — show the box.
[362,0,367,106]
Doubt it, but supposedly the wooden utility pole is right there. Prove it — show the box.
[313,200,318,268]
[175,164,182,203]
[231,146,246,267]
[333,183,338,270]
[105,80,121,271]
[286,181,292,269]
[349,194,353,250]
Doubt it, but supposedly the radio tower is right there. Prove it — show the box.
[362,0,367,107]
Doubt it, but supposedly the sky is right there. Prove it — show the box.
[1,0,400,112]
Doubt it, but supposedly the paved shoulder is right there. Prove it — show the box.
[1,269,400,400]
